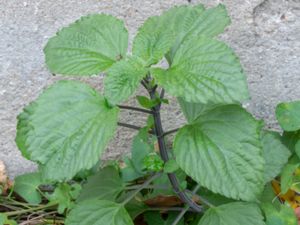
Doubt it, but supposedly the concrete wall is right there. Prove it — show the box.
[0,0,299,178]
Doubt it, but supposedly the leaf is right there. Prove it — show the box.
[164,159,180,173]
[281,160,300,194]
[78,166,124,202]
[276,101,300,131]
[121,128,154,182]
[152,37,249,104]
[263,203,298,225]
[104,56,147,105]
[0,214,17,225]
[198,188,234,207]
[46,183,81,214]
[262,131,291,183]
[132,15,175,66]
[65,199,134,225]
[163,4,230,62]
[198,202,265,225]
[143,153,164,172]
[282,131,300,153]
[14,172,43,204]
[177,97,222,123]
[16,80,119,181]
[44,14,128,75]
[136,96,160,109]
[174,105,265,201]
[125,198,148,220]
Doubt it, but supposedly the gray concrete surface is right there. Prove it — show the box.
[0,0,299,178]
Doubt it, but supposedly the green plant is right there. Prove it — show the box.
[3,3,300,225]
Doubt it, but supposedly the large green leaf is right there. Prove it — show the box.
[163,4,230,62]
[152,37,249,104]
[262,131,291,183]
[276,101,300,131]
[263,203,298,225]
[65,199,133,225]
[44,14,128,75]
[104,56,147,105]
[14,172,43,204]
[174,105,264,201]
[16,80,119,181]
[78,166,125,202]
[198,202,265,225]
[132,15,175,66]
[177,97,222,123]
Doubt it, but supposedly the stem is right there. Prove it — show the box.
[122,173,161,205]
[117,122,142,131]
[117,105,153,114]
[146,207,195,212]
[172,185,201,225]
[125,184,169,190]
[163,128,179,137]
[4,202,57,217]
[149,86,202,213]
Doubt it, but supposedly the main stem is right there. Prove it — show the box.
[148,86,202,213]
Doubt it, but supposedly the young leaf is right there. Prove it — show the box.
[14,172,43,204]
[276,101,300,131]
[163,4,231,61]
[65,199,134,225]
[263,203,298,225]
[174,105,265,201]
[143,153,164,172]
[132,15,175,66]
[46,183,81,214]
[44,14,128,75]
[104,56,147,105]
[164,159,180,173]
[78,166,125,202]
[136,96,159,109]
[152,36,249,104]
[16,80,119,181]
[198,202,265,225]
[262,131,291,183]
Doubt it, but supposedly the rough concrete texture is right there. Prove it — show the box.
[0,0,299,178]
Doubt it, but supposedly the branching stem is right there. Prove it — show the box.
[117,105,153,114]
[117,122,142,131]
[148,86,203,213]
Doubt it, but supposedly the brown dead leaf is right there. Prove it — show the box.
[144,195,182,207]
[0,160,13,194]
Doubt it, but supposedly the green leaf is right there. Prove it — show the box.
[132,15,175,66]
[174,105,264,201]
[14,172,42,204]
[44,14,128,75]
[143,153,164,172]
[163,4,230,62]
[65,199,134,225]
[263,203,298,225]
[46,183,81,214]
[276,101,300,131]
[152,37,249,104]
[177,97,222,123]
[0,214,17,225]
[281,160,300,194]
[104,56,147,105]
[121,128,154,182]
[282,131,300,153]
[136,96,160,109]
[198,188,234,207]
[198,202,265,225]
[16,80,119,181]
[125,198,148,220]
[260,183,281,210]
[78,166,124,202]
[164,159,180,173]
[262,131,291,183]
